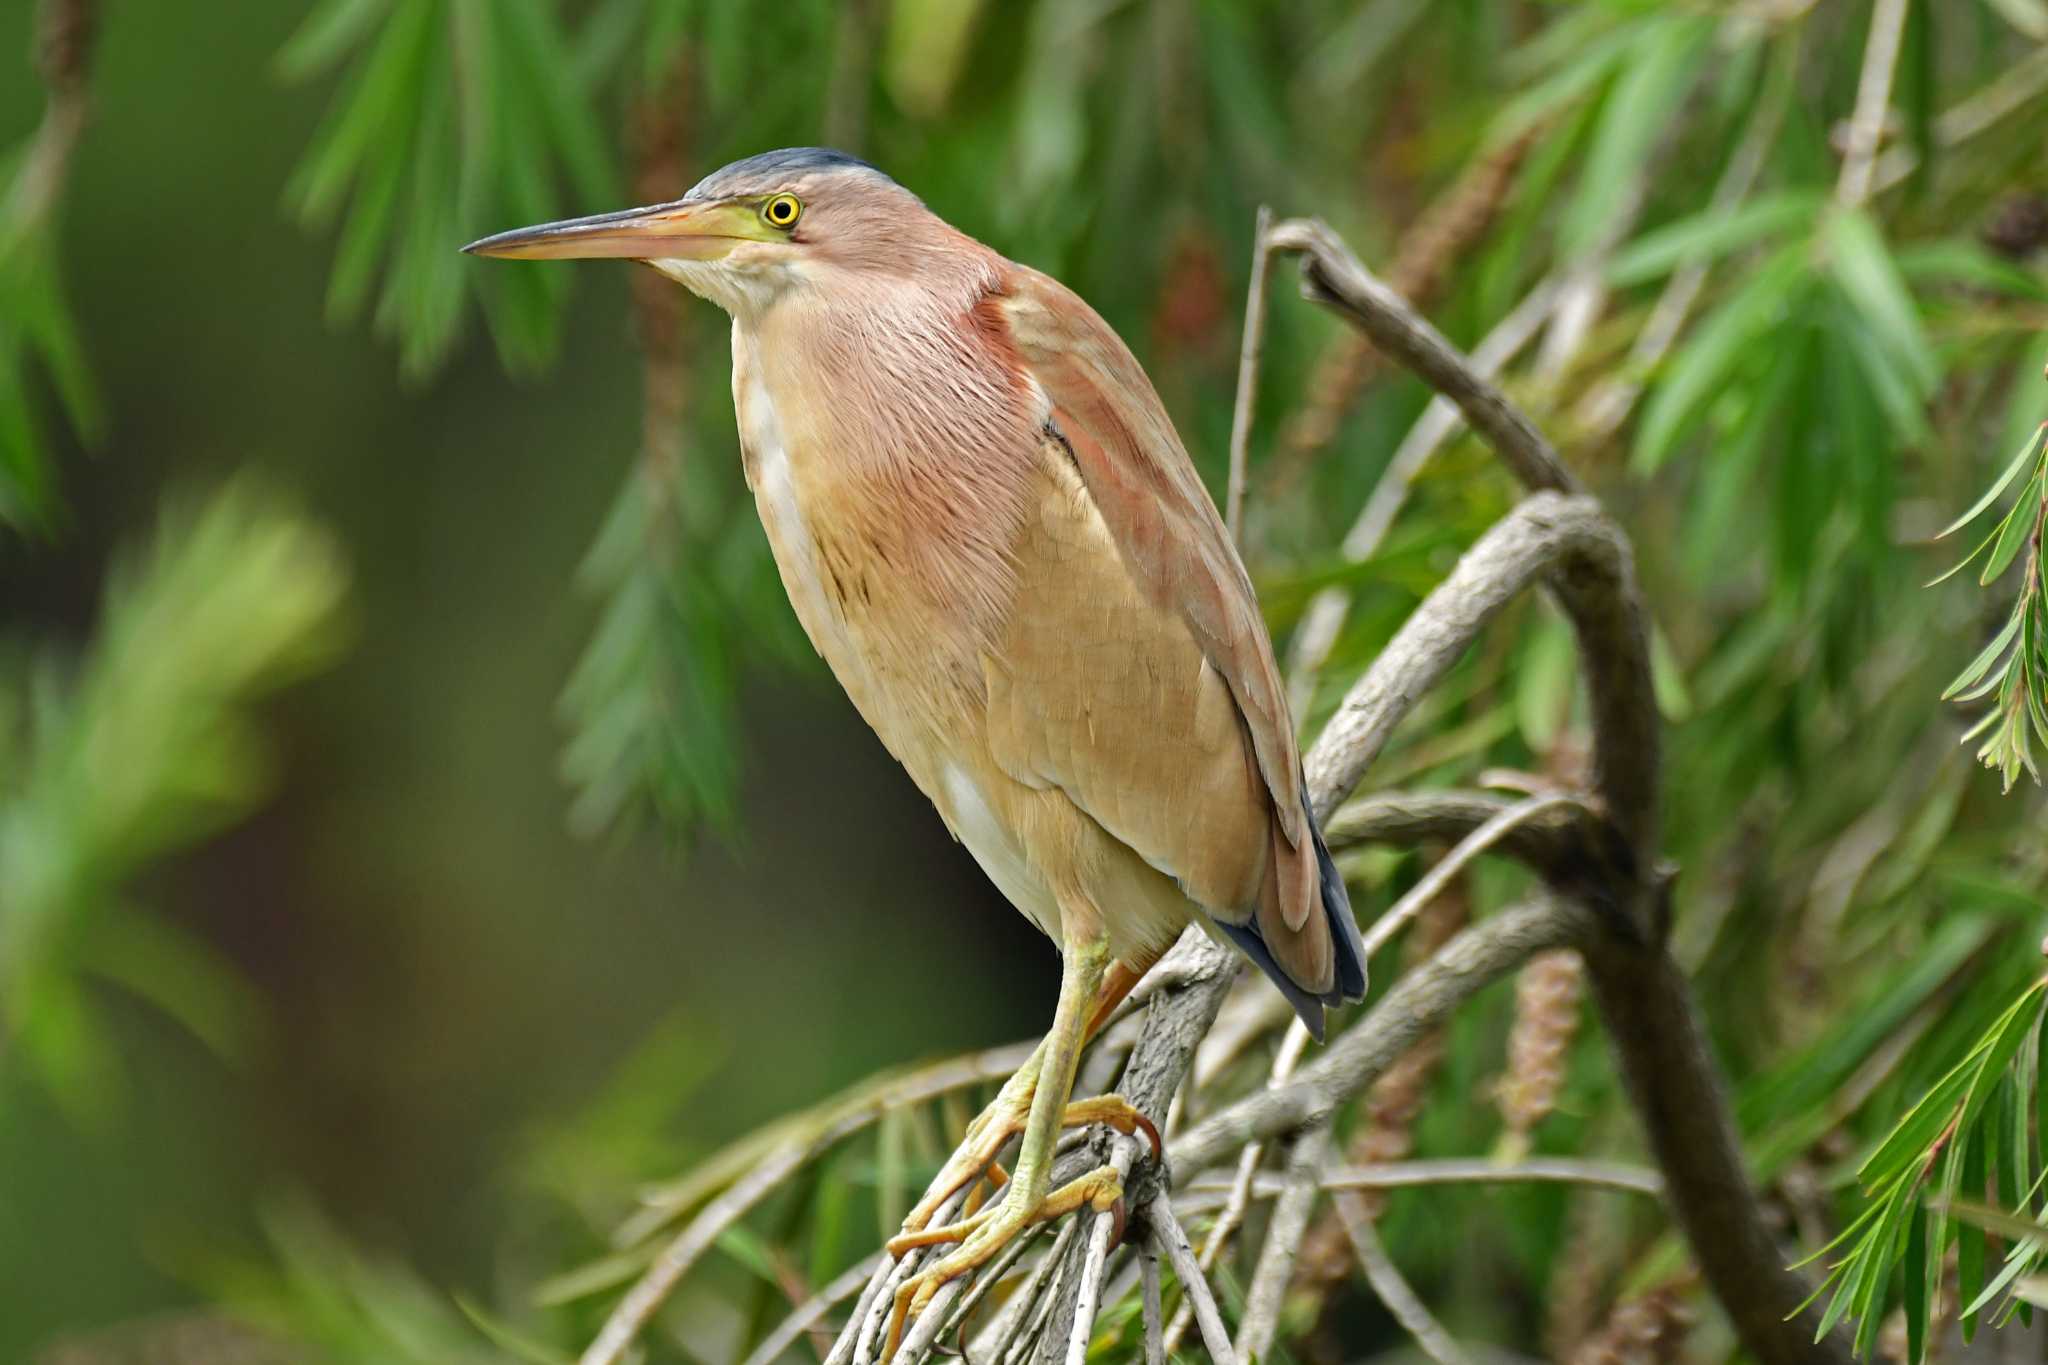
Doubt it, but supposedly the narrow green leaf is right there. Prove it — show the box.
[276,0,396,79]
[1940,425,2048,541]
[1825,206,1939,394]
[1904,1203,1928,1365]
[1980,473,2044,585]
[1635,243,1810,471]
[1963,1127,1988,1340]
[1558,15,1713,259]
[1944,608,2024,700]
[1607,191,1821,287]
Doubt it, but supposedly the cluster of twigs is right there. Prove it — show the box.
[550,211,1855,1365]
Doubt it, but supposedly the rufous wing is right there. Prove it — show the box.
[980,264,1363,1011]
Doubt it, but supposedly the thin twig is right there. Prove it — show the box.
[1361,794,1586,958]
[1141,1250,1165,1365]
[1179,1156,1666,1202]
[970,1222,1080,1365]
[741,1254,885,1365]
[1335,1188,1474,1365]
[582,1143,814,1365]
[1045,1134,1143,1365]
[631,1042,1031,1240]
[1164,1020,1311,1352]
[1266,218,1580,499]
[1323,788,1593,878]
[933,1222,1047,1350]
[1869,45,2048,193]
[1234,1128,1330,1362]
[3,0,95,241]
[1286,279,1564,715]
[1170,897,1583,1176]
[1301,494,1639,830]
[1837,0,1910,206]
[1226,206,1275,544]
[1148,1202,1238,1365]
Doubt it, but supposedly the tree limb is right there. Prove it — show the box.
[1170,897,1584,1174]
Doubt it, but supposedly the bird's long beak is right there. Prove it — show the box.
[461,199,764,261]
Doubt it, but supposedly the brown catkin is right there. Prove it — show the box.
[1569,1283,1696,1365]
[1270,125,1543,479]
[1497,947,1586,1148]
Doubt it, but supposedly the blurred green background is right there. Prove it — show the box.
[0,2,1050,1354]
[5,0,2048,1360]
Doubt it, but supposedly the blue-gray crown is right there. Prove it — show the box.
[685,147,896,201]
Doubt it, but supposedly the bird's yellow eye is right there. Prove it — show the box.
[763,194,802,228]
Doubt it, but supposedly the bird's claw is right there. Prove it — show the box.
[897,1090,1156,1238]
[883,1165,1126,1361]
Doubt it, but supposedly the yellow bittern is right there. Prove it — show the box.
[467,148,1366,1346]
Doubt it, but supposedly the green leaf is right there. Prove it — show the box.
[1825,206,1939,397]
[1904,1202,1929,1365]
[276,0,397,79]
[1558,15,1713,260]
[1937,424,2048,541]
[1635,242,1811,471]
[1607,192,1822,287]
[1979,472,2044,585]
[1963,1128,1988,1340]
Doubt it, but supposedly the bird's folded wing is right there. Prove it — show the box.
[980,266,1320,944]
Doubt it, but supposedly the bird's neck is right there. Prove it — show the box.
[733,281,1039,704]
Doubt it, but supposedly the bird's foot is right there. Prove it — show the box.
[883,1164,1126,1360]
[895,1091,1158,1239]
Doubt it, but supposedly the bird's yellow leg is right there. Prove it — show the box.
[897,956,1156,1236]
[884,935,1125,1359]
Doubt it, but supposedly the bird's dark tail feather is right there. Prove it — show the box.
[1215,783,1369,1042]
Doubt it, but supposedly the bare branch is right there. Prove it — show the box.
[1360,794,1586,958]
[629,1042,1032,1242]
[1140,1249,1165,1365]
[1147,1201,1238,1365]
[1301,493,1648,846]
[1180,1157,1665,1203]
[4,0,96,239]
[1323,788,1597,879]
[1226,206,1275,544]
[1170,896,1585,1175]
[968,1223,1080,1364]
[741,1254,885,1365]
[1335,1188,1474,1365]
[1266,218,1579,498]
[1286,278,1564,715]
[1165,1021,1312,1351]
[1870,46,2048,193]
[1235,1128,1329,1362]
[581,1142,813,1365]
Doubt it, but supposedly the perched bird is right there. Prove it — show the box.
[466,147,1366,1348]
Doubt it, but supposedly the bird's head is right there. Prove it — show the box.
[462,147,940,318]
